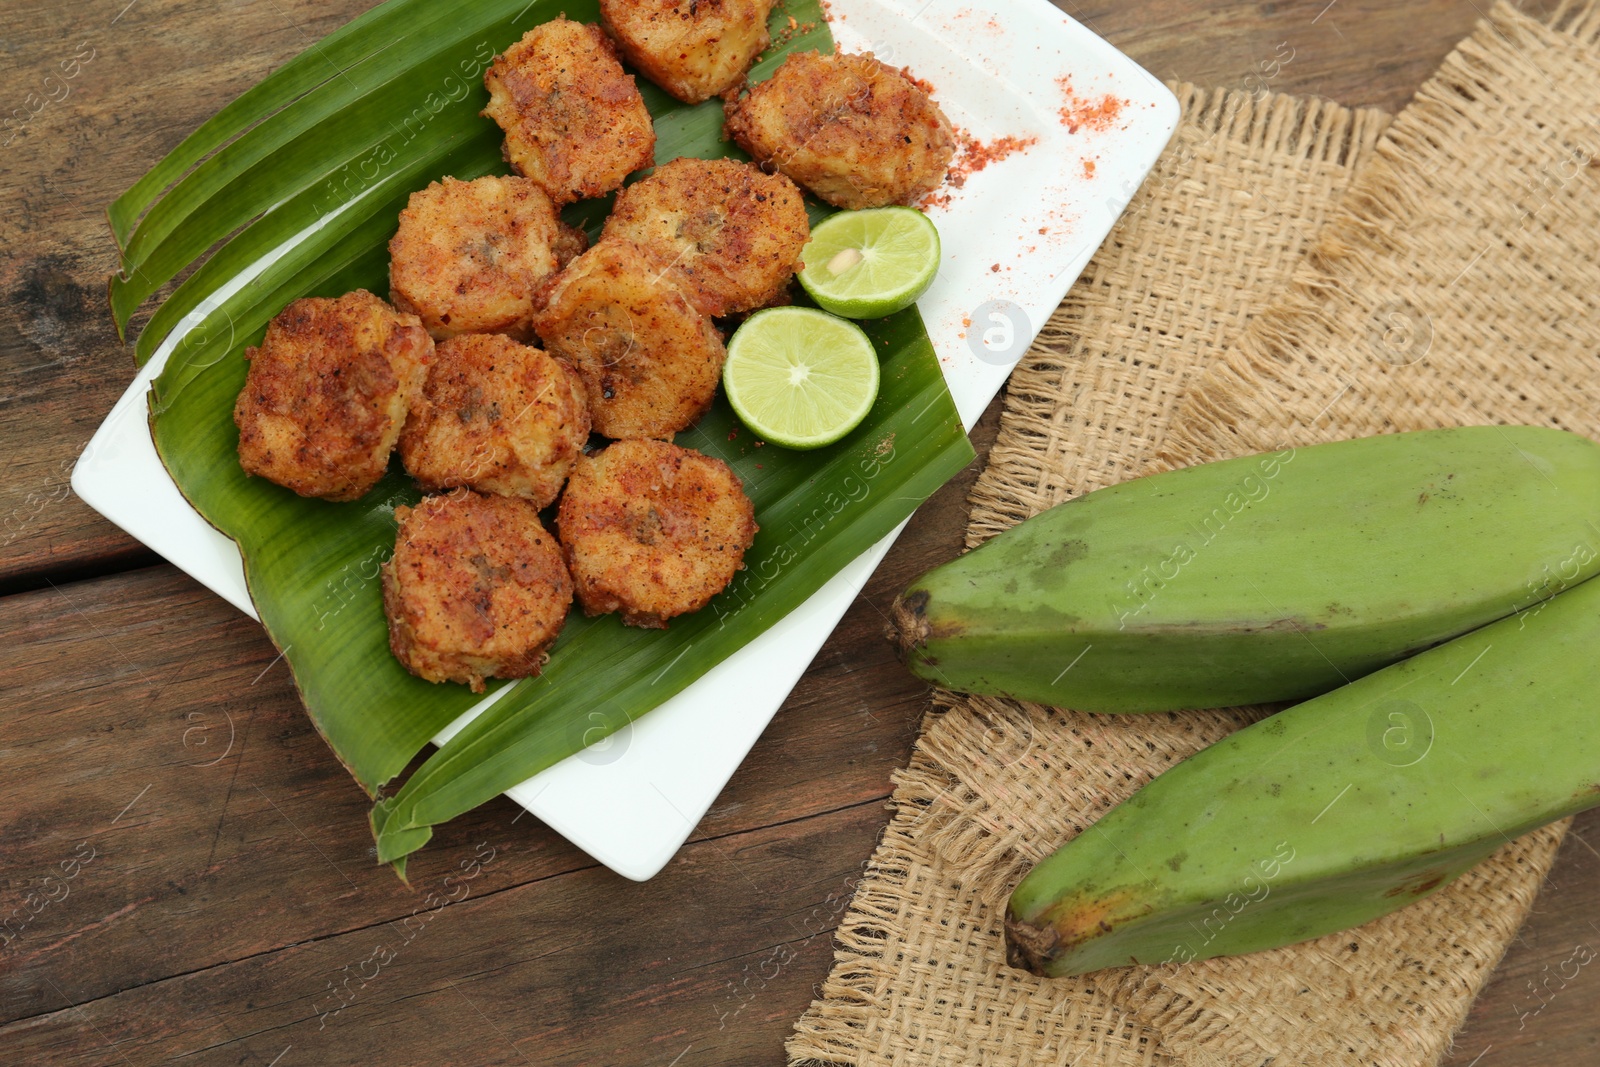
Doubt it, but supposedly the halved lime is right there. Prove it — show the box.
[723,307,880,450]
[798,207,942,319]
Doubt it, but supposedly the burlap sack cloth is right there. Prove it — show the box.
[789,2,1600,1064]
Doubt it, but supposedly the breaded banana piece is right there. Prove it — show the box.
[233,290,431,502]
[558,439,758,628]
[483,17,657,204]
[383,489,573,693]
[531,240,726,440]
[600,0,777,103]
[724,50,955,209]
[602,156,809,317]
[399,334,590,508]
[389,175,587,341]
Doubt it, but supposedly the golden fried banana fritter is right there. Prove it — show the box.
[389,175,588,341]
[398,334,590,508]
[600,0,777,104]
[602,156,809,317]
[233,290,431,502]
[483,17,657,205]
[531,240,725,440]
[558,439,757,628]
[384,489,573,692]
[724,50,955,209]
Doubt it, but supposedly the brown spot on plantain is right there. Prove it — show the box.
[1006,888,1153,974]
[1004,909,1061,974]
[887,589,931,663]
[1384,872,1446,897]
[1033,538,1090,587]
[1128,617,1326,635]
[1047,538,1089,567]
[1253,617,1325,633]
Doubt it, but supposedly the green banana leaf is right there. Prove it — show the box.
[126,0,975,872]
[371,309,967,867]
[113,0,813,363]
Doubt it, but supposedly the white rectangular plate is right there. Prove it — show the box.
[74,0,1177,881]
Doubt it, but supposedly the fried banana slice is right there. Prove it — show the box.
[558,439,758,628]
[384,489,573,692]
[531,240,725,440]
[483,17,657,204]
[600,0,777,103]
[399,334,590,508]
[389,175,588,341]
[724,50,955,209]
[233,290,431,502]
[602,156,809,317]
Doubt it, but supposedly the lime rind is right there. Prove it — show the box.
[798,207,941,320]
[723,307,881,450]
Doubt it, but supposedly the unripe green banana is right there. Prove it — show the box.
[890,426,1600,712]
[1005,572,1600,976]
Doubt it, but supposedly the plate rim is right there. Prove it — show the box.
[73,0,1180,881]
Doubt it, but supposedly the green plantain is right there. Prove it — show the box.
[890,426,1600,712]
[1005,573,1600,977]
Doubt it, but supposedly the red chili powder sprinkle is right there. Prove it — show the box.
[951,7,1004,34]
[1057,77,1125,133]
[946,130,1039,189]
[918,129,1038,209]
[770,16,817,48]
[900,66,939,96]
[1083,159,1097,178]
[990,263,1001,273]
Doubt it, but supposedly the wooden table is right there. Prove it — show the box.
[3,1,1594,1063]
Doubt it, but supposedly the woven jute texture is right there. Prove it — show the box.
[789,3,1600,1064]
[791,81,1391,1067]
[1125,3,1600,1064]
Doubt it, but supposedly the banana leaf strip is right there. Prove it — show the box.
[131,0,973,869]
[115,0,822,358]
[371,308,972,865]
[107,0,439,249]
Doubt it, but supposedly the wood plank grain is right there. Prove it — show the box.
[6,0,1598,1064]
[1063,0,1553,114]
[0,801,882,1066]
[0,0,1558,589]
[6,542,1600,1067]
[1441,809,1600,1066]
[0,396,996,1029]
[0,0,382,590]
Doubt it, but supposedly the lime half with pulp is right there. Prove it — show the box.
[723,307,880,450]
[798,207,941,319]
